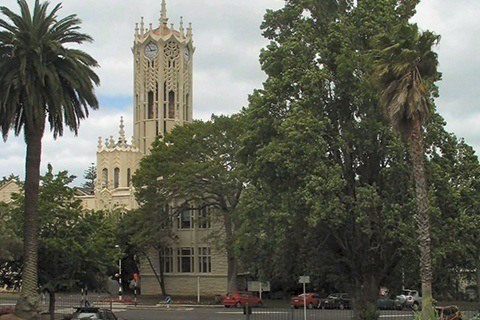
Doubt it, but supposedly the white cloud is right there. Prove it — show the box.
[1,0,479,185]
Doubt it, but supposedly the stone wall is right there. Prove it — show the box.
[141,273,227,296]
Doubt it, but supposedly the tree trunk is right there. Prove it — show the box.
[409,114,433,317]
[15,125,44,320]
[475,256,480,304]
[142,249,166,295]
[48,291,55,320]
[352,274,379,320]
[224,213,238,292]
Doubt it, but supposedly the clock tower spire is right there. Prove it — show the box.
[132,3,194,155]
[160,0,168,25]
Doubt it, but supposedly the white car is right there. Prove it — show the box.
[395,289,422,310]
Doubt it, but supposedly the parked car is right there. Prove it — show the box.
[395,289,422,310]
[376,294,402,310]
[290,293,321,309]
[435,305,462,320]
[222,291,264,308]
[67,307,119,320]
[319,293,351,309]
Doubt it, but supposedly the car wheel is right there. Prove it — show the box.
[307,302,314,309]
[339,303,345,310]
[258,302,263,307]
[411,303,419,311]
[225,305,230,308]
[235,302,242,308]
[321,304,326,310]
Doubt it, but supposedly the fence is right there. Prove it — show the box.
[0,294,132,315]
[246,307,480,320]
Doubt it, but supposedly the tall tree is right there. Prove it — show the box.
[7,165,117,320]
[82,163,97,191]
[134,115,247,292]
[371,23,441,315]
[240,1,427,319]
[0,1,99,317]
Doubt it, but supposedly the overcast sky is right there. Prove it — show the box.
[0,0,479,186]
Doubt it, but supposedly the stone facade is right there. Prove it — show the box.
[78,0,229,296]
[0,180,20,204]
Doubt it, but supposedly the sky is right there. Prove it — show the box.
[0,0,479,186]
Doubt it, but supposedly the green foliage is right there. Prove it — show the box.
[0,0,100,314]
[0,202,21,265]
[240,0,422,300]
[133,114,248,290]
[82,163,97,191]
[7,165,117,292]
[0,0,100,140]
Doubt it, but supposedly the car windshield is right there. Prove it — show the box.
[73,313,99,320]
[401,290,412,295]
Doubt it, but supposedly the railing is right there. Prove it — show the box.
[247,307,480,320]
[0,294,133,314]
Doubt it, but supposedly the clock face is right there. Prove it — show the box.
[184,48,190,61]
[144,42,158,59]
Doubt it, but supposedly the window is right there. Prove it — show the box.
[114,168,120,188]
[198,247,211,273]
[178,209,193,229]
[185,93,189,121]
[102,168,108,188]
[148,90,154,119]
[163,82,167,118]
[168,91,175,118]
[160,247,173,273]
[127,168,131,187]
[160,205,172,230]
[198,207,210,229]
[177,247,194,273]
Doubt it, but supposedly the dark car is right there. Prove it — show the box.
[435,305,462,320]
[319,293,351,309]
[68,307,119,320]
[376,294,402,310]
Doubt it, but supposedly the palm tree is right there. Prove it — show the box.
[371,23,440,317]
[0,1,99,318]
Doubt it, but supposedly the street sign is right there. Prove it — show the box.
[165,296,171,308]
[248,281,271,292]
[299,276,310,284]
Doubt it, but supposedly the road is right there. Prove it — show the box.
[117,307,418,320]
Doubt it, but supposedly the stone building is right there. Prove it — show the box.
[77,0,229,296]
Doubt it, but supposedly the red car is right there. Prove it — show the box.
[290,293,321,309]
[222,291,264,308]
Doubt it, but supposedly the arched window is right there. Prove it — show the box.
[168,91,175,119]
[114,168,120,188]
[127,168,131,187]
[102,168,108,188]
[148,91,154,119]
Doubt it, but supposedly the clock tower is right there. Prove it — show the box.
[132,0,194,154]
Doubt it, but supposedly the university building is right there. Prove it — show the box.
[0,0,237,297]
[75,1,230,296]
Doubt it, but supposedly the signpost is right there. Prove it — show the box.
[165,296,171,308]
[133,273,139,306]
[299,276,310,320]
[247,281,270,299]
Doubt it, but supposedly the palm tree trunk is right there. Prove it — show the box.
[409,114,433,317]
[15,124,44,320]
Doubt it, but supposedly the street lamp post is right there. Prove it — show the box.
[115,245,123,301]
